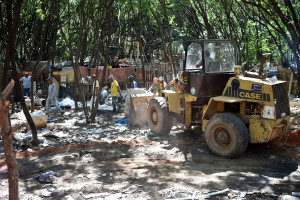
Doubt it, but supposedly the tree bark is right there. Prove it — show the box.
[147,0,171,63]
[60,0,90,122]
[91,0,115,122]
[0,80,20,200]
[160,0,176,78]
[192,0,217,39]
[7,0,39,146]
[241,0,300,90]
[30,4,52,112]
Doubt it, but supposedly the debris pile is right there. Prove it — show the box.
[34,171,58,183]
[5,109,152,157]
[157,188,300,200]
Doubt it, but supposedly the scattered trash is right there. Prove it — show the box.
[147,132,155,137]
[95,129,104,134]
[42,190,52,197]
[152,136,161,141]
[202,188,230,198]
[183,161,190,165]
[99,104,113,111]
[159,188,233,199]
[93,134,100,139]
[122,185,140,194]
[34,171,58,183]
[97,117,104,123]
[79,192,110,199]
[115,119,129,125]
[42,139,49,147]
[278,194,300,200]
[59,97,76,109]
[197,149,205,153]
[292,192,300,197]
[65,195,75,200]
[47,187,56,192]
[146,131,162,141]
[25,130,32,137]
[47,123,55,131]
[162,140,168,145]
[30,110,45,116]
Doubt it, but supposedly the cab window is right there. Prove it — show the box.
[186,43,202,70]
[204,42,236,73]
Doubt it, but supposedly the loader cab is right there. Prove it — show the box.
[184,39,237,73]
[183,39,237,101]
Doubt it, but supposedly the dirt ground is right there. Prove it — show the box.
[0,108,300,200]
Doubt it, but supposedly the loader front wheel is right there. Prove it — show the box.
[205,113,249,158]
[147,98,173,136]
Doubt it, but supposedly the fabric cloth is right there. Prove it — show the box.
[92,80,99,95]
[111,80,119,97]
[101,90,108,101]
[112,96,121,112]
[23,88,30,97]
[152,83,158,92]
[131,80,138,88]
[20,76,32,88]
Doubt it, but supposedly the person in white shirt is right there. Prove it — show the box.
[45,77,63,115]
[20,72,32,97]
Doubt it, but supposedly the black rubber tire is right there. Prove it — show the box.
[147,97,173,136]
[205,113,249,158]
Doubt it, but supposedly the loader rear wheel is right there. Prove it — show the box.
[147,97,173,136]
[205,113,249,158]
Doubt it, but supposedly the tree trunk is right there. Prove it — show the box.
[30,7,51,112]
[193,0,217,39]
[91,0,115,122]
[138,0,146,85]
[160,0,176,78]
[0,80,20,200]
[60,0,90,122]
[7,0,39,146]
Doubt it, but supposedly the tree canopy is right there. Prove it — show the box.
[0,0,299,72]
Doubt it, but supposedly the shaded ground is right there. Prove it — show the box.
[0,126,300,199]
[0,106,300,199]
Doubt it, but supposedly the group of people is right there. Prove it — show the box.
[19,73,63,115]
[19,70,181,116]
[148,74,184,93]
[90,74,135,112]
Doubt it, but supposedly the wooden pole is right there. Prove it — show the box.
[130,52,132,67]
[136,41,139,67]
[288,72,293,98]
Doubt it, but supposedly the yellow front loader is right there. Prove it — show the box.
[130,39,291,158]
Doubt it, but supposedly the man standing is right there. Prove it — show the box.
[45,77,63,115]
[128,75,138,88]
[20,72,31,97]
[108,75,123,112]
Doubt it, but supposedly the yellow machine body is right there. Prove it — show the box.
[192,76,291,143]
[131,72,291,145]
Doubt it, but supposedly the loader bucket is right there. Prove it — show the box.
[128,93,154,125]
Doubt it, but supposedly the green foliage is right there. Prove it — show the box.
[0,0,299,69]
